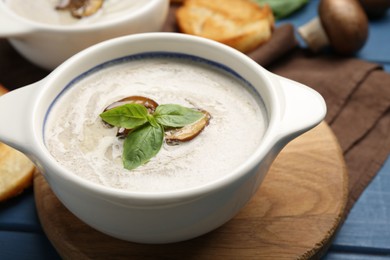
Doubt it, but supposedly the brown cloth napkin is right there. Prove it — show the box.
[163,6,390,215]
[252,28,388,216]
[1,7,389,218]
[260,28,390,212]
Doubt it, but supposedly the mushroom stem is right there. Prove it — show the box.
[298,17,330,52]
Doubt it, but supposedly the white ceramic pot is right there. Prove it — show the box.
[0,33,326,244]
[0,0,169,70]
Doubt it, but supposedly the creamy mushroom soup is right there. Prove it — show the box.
[4,0,143,26]
[44,54,268,193]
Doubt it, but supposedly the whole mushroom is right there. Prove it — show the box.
[298,0,369,55]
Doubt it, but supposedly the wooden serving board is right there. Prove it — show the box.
[34,122,348,259]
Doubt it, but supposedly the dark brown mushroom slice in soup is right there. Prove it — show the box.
[104,96,159,114]
[165,110,211,145]
[56,0,104,18]
[103,96,159,138]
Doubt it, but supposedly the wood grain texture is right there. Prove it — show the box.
[34,122,348,259]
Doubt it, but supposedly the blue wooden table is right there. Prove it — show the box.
[0,1,389,259]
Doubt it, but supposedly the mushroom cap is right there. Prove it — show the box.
[319,0,369,55]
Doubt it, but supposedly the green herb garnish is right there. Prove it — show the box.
[252,0,308,19]
[100,102,204,170]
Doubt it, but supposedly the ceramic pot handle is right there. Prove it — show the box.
[0,2,33,37]
[274,73,327,139]
[0,82,40,153]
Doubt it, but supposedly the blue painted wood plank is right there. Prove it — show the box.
[357,14,390,64]
[0,188,42,232]
[0,231,60,259]
[330,157,390,251]
[323,252,390,260]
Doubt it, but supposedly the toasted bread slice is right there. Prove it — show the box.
[0,85,35,202]
[176,0,274,53]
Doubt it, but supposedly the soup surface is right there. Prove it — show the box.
[4,0,143,26]
[44,54,268,192]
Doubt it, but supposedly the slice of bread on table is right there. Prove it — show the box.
[176,0,275,53]
[0,85,35,202]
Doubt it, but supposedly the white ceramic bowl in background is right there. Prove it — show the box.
[0,33,326,244]
[0,0,169,70]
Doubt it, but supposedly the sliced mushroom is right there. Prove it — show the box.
[72,0,104,18]
[103,96,159,138]
[165,110,211,145]
[56,0,72,9]
[104,96,159,114]
[56,0,104,18]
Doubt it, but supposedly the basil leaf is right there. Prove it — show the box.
[100,103,149,129]
[122,124,164,170]
[154,104,204,128]
[252,0,308,19]
[147,114,159,128]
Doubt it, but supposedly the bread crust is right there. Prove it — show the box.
[0,85,35,202]
[176,0,275,53]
